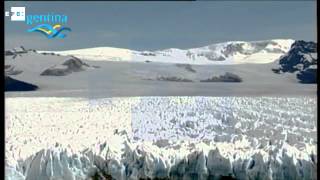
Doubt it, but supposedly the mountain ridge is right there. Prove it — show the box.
[38,39,296,65]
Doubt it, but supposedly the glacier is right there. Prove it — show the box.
[5,39,317,179]
[5,97,317,180]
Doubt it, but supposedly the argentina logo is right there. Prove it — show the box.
[26,13,71,39]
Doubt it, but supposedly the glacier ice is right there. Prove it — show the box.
[5,97,317,179]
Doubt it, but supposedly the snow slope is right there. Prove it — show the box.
[40,39,295,65]
[5,49,317,97]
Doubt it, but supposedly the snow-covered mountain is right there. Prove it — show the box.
[277,40,317,72]
[272,40,317,83]
[40,39,295,65]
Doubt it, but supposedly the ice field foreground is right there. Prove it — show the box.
[5,96,317,180]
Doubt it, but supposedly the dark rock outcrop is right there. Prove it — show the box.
[279,41,316,73]
[41,57,91,76]
[5,76,38,91]
[200,72,242,82]
[62,57,90,72]
[297,66,317,84]
[157,76,193,82]
[274,40,317,83]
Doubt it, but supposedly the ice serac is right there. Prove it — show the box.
[5,97,317,180]
[40,39,295,65]
[6,138,317,180]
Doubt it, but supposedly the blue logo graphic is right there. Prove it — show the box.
[27,24,71,39]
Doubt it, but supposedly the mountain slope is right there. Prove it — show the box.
[5,39,316,96]
[273,40,317,83]
[40,39,295,65]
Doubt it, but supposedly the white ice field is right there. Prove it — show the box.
[5,96,317,180]
[5,39,317,179]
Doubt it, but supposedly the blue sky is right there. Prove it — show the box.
[5,1,316,51]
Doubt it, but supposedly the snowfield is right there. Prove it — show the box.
[5,39,317,179]
[40,39,295,65]
[5,96,317,180]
